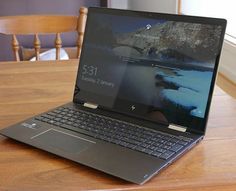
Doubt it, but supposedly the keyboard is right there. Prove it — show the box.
[34,107,193,160]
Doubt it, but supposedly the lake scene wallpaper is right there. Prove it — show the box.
[77,13,222,127]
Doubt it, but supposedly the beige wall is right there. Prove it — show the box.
[128,0,177,13]
[109,0,178,13]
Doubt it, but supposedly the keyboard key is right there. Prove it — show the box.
[153,142,161,147]
[158,139,166,144]
[142,148,153,155]
[151,151,162,157]
[145,140,155,145]
[154,134,163,138]
[119,141,129,147]
[165,141,175,146]
[160,151,175,160]
[150,137,158,141]
[42,118,50,122]
[178,140,188,146]
[178,136,193,142]
[170,138,179,143]
[126,143,136,149]
[135,146,146,152]
[53,109,61,113]
[162,135,172,141]
[155,148,166,153]
[128,139,141,145]
[140,143,149,148]
[65,121,73,125]
[170,144,183,152]
[54,122,62,126]
[149,145,157,151]
[162,145,171,150]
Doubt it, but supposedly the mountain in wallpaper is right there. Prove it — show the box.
[114,21,222,66]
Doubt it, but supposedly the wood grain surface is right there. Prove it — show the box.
[0,60,236,191]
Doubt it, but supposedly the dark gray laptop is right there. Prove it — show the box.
[0,7,226,184]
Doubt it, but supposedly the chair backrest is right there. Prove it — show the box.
[0,7,87,61]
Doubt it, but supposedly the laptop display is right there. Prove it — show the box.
[74,9,225,132]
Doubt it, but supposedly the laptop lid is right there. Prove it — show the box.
[73,7,226,134]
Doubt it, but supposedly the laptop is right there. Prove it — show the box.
[0,7,226,184]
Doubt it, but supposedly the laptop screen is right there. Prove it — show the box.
[74,8,226,133]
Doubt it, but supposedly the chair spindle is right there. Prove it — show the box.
[77,7,88,58]
[34,34,41,61]
[55,33,62,60]
[12,35,20,61]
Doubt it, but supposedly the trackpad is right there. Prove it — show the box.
[31,129,94,153]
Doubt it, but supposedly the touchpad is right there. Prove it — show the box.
[31,129,95,153]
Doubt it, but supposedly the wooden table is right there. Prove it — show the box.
[0,60,236,191]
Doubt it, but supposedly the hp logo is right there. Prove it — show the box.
[131,105,136,111]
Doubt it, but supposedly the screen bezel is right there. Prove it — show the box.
[73,7,227,134]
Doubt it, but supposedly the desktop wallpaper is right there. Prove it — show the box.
[75,12,223,128]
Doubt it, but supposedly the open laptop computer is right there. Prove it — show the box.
[0,7,226,184]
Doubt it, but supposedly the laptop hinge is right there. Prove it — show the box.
[83,102,98,109]
[168,124,187,132]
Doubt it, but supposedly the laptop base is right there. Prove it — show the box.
[0,102,202,184]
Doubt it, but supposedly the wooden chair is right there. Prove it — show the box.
[0,7,87,61]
